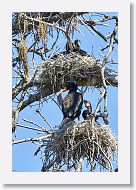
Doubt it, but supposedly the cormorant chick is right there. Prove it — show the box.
[60,81,83,128]
[74,39,81,51]
[82,100,92,120]
[74,39,89,56]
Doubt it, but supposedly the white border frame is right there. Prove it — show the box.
[0,0,130,184]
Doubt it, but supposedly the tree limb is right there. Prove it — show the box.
[12,134,53,145]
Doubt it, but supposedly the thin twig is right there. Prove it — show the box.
[22,118,45,129]
[36,109,55,132]
[93,141,113,172]
[12,134,53,145]
[17,124,53,134]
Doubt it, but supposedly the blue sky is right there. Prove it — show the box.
[12,12,118,172]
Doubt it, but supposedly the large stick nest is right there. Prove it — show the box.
[32,52,117,93]
[41,119,117,172]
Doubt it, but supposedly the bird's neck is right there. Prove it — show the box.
[87,107,91,112]
[76,46,80,51]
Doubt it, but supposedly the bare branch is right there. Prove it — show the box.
[93,141,113,172]
[17,124,53,134]
[12,134,53,145]
[76,156,83,172]
[36,109,55,132]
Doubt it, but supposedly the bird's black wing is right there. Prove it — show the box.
[62,92,83,119]
[62,92,74,117]
[79,49,90,56]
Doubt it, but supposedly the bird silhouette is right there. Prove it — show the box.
[60,81,83,128]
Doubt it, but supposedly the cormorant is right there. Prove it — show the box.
[74,39,89,56]
[60,81,83,128]
[51,39,89,59]
[82,100,92,120]
[74,39,81,51]
[82,100,109,125]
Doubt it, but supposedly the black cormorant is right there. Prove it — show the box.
[60,81,83,128]
[82,100,92,120]
[74,39,81,51]
[74,39,89,56]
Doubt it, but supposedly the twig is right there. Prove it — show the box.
[36,109,54,132]
[89,25,107,42]
[12,134,53,145]
[93,141,113,172]
[93,30,115,116]
[22,118,45,129]
[76,155,83,172]
[48,95,62,111]
[22,13,66,33]
[17,124,53,134]
[12,78,32,100]
[77,16,96,36]
[12,90,26,132]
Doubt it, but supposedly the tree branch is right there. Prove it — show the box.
[12,134,53,145]
[17,124,53,134]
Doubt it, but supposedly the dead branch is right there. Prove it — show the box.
[22,118,45,129]
[36,109,55,132]
[93,30,115,117]
[12,134,53,145]
[76,156,83,172]
[17,124,53,134]
[12,90,26,132]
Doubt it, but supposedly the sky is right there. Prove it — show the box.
[12,12,118,172]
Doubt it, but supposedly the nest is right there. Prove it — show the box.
[33,52,101,91]
[41,119,117,172]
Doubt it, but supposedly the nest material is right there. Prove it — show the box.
[33,52,101,90]
[41,119,117,172]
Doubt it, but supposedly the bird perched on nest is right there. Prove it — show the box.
[57,81,83,128]
[65,39,89,56]
[74,39,81,51]
[74,39,89,56]
[82,100,92,120]
[52,39,89,58]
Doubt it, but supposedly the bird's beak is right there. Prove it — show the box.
[56,86,67,96]
[56,89,63,96]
